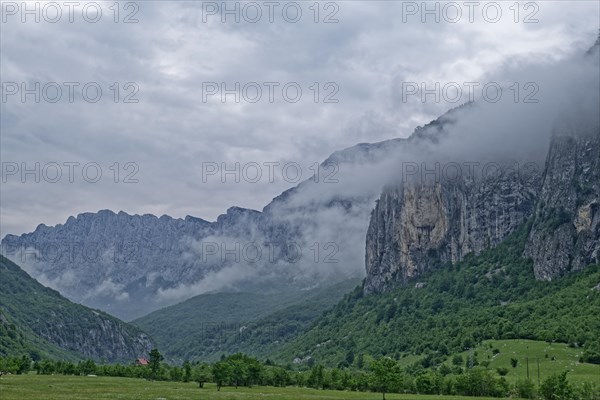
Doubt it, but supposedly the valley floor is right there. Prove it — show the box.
[0,374,510,400]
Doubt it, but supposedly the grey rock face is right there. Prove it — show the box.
[2,211,212,320]
[364,129,599,295]
[364,166,540,294]
[40,312,154,362]
[524,132,600,279]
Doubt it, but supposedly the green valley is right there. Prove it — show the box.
[133,279,360,362]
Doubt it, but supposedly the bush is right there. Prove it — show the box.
[582,340,600,364]
[452,355,463,366]
[514,378,536,399]
[540,372,575,400]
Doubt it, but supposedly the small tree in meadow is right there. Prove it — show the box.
[148,348,163,380]
[212,361,231,391]
[193,363,212,388]
[369,357,399,400]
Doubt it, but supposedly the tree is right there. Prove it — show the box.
[78,359,96,375]
[455,367,505,397]
[245,357,262,387]
[369,357,399,400]
[182,361,191,382]
[582,339,600,364]
[17,355,31,375]
[510,358,518,368]
[148,348,163,380]
[270,367,289,387]
[308,364,324,389]
[192,363,212,388]
[452,354,463,366]
[356,353,364,369]
[230,358,248,388]
[169,366,182,381]
[212,361,231,391]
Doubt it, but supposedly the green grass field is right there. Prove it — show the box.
[0,374,507,400]
[447,339,600,386]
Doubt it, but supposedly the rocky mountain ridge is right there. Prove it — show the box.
[0,105,466,320]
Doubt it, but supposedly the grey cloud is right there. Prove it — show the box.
[1,1,598,239]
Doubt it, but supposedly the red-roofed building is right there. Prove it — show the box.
[135,358,149,366]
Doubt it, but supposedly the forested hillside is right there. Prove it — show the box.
[134,279,359,362]
[275,222,600,367]
[0,255,153,362]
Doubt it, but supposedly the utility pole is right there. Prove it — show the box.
[537,358,540,386]
[526,357,529,380]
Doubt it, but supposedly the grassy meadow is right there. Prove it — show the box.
[449,339,600,386]
[0,374,508,400]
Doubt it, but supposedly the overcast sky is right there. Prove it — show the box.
[1,0,598,237]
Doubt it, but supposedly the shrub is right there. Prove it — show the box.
[540,372,575,400]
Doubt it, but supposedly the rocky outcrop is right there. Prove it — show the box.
[524,132,600,280]
[37,310,154,362]
[364,129,599,294]
[364,165,540,294]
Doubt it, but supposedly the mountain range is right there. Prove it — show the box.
[1,35,598,367]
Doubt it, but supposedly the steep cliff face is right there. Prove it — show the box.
[364,167,540,294]
[525,132,600,279]
[364,129,599,294]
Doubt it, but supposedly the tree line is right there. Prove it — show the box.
[1,350,598,400]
